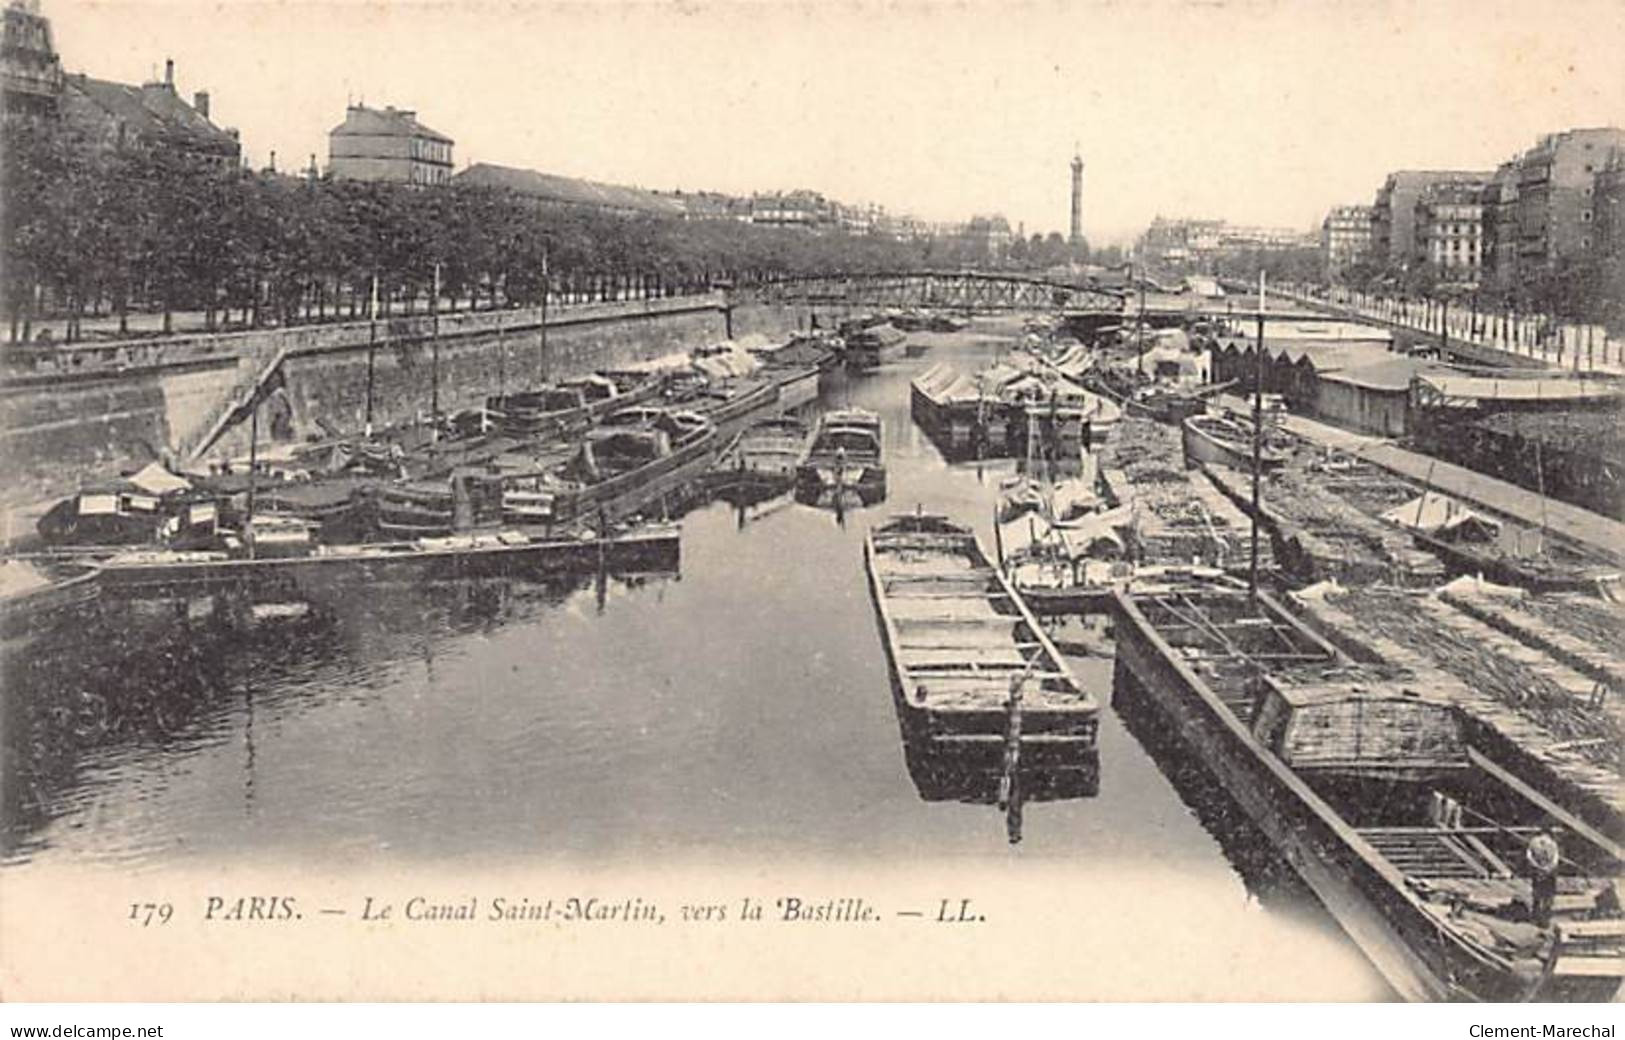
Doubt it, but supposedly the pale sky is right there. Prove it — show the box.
[46,0,1625,245]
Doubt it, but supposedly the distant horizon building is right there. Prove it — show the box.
[1321,204,1373,281]
[455,161,682,217]
[750,189,830,229]
[1370,170,1491,266]
[328,103,453,186]
[1415,183,1483,285]
[959,213,1013,262]
[1139,216,1311,273]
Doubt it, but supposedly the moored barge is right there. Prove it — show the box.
[1111,585,1624,1001]
[485,373,662,440]
[91,522,680,588]
[866,512,1099,781]
[797,408,886,500]
[1181,412,1289,472]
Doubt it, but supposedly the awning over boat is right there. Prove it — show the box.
[912,363,985,405]
[692,343,762,382]
[1383,492,1500,540]
[127,461,193,496]
[754,339,834,368]
[1000,506,1130,561]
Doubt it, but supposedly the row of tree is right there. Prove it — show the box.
[1335,253,1623,331]
[2,122,1067,343]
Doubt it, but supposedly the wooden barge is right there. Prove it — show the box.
[1181,412,1289,472]
[680,374,782,433]
[844,322,908,372]
[1111,585,1624,1001]
[912,362,1119,462]
[0,558,100,643]
[797,408,886,500]
[372,409,720,535]
[485,373,662,439]
[910,363,1005,456]
[707,416,814,504]
[90,522,681,588]
[1200,463,1447,588]
[866,513,1099,783]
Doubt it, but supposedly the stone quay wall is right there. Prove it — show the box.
[2,293,815,512]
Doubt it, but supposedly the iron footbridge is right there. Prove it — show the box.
[752,271,1126,314]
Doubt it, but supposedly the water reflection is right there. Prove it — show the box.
[792,482,888,525]
[1,568,677,863]
[1110,654,1311,910]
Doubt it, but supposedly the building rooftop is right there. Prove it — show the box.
[1420,182,1484,206]
[64,73,237,157]
[1320,355,1451,392]
[455,162,682,217]
[330,104,452,144]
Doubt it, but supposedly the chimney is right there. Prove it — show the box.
[193,91,209,119]
[164,58,174,89]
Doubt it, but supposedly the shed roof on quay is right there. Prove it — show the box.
[1319,356,1453,392]
[1214,336,1393,374]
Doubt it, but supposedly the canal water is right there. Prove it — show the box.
[1,322,1391,999]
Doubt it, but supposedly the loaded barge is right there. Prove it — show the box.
[1111,585,1624,1001]
[866,513,1099,787]
[89,522,681,588]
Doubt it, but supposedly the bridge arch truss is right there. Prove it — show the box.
[753,271,1126,314]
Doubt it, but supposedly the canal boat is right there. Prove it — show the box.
[844,322,908,372]
[914,362,1119,462]
[0,557,100,642]
[1111,585,1625,1002]
[1127,385,1215,425]
[1409,532,1623,595]
[370,471,506,539]
[548,408,719,523]
[92,521,681,588]
[893,311,965,334]
[752,335,841,410]
[36,462,215,548]
[372,408,719,534]
[712,417,813,488]
[486,372,662,440]
[911,363,1004,457]
[683,373,781,432]
[796,408,886,499]
[1181,411,1289,472]
[865,512,1099,776]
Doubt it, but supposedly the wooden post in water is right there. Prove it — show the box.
[1250,271,1265,595]
[540,250,551,384]
[365,274,378,436]
[998,670,1025,844]
[430,262,442,426]
[245,396,259,561]
[497,279,508,407]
